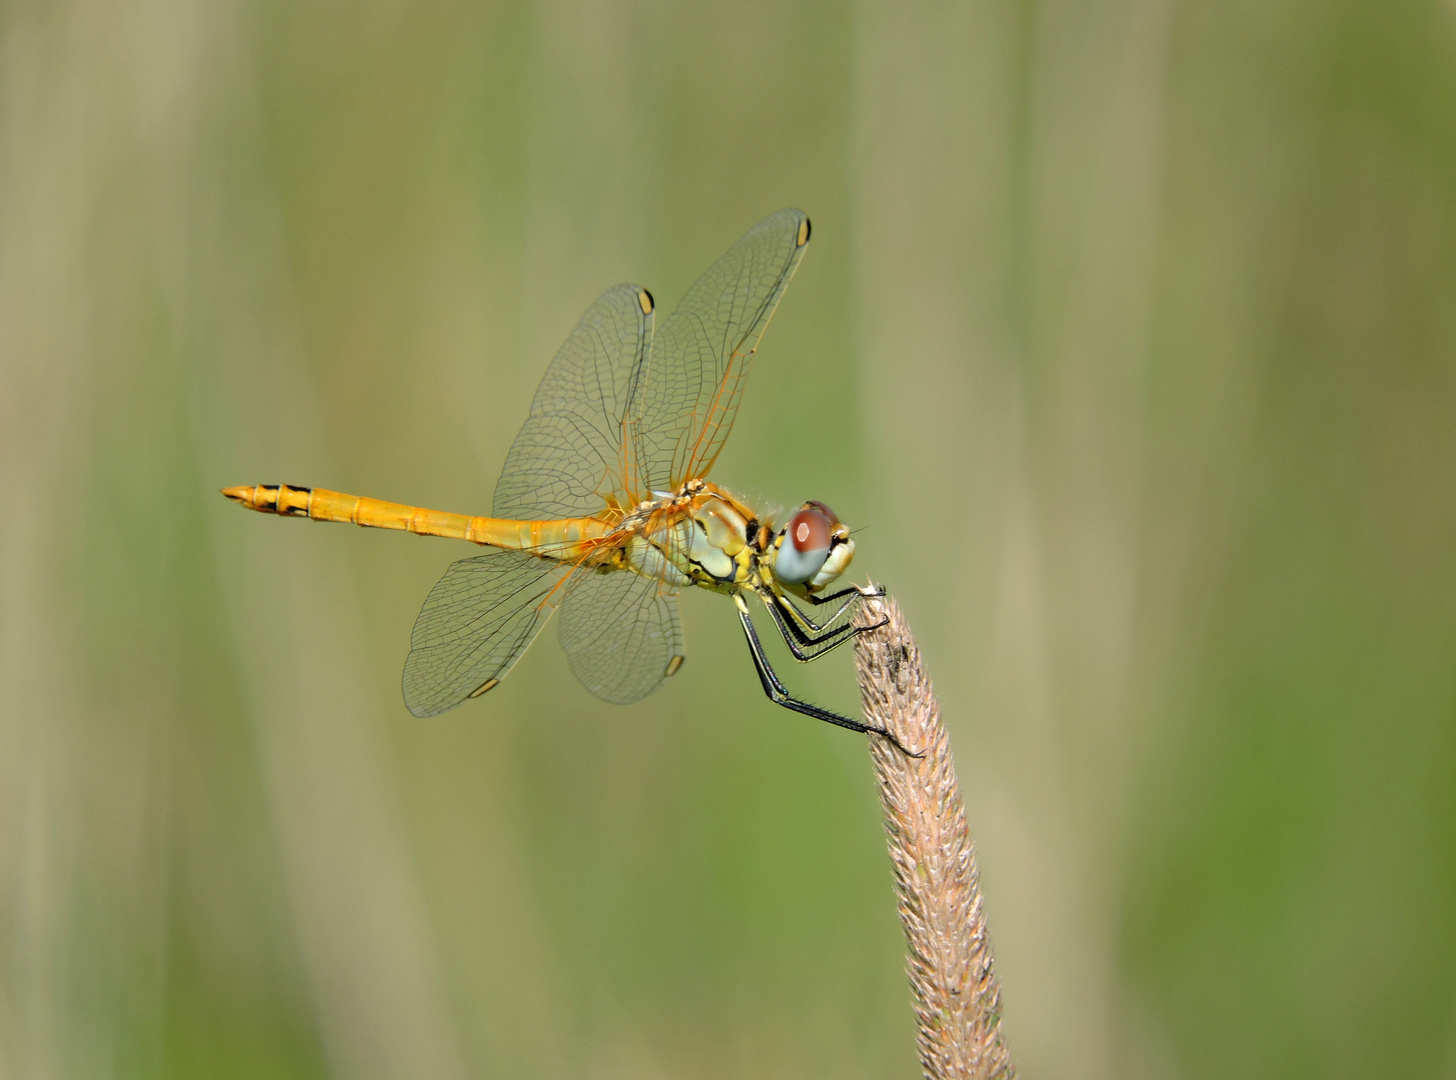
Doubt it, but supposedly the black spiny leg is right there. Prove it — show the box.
[777,581,888,637]
[758,590,860,662]
[776,590,857,635]
[800,581,886,607]
[767,586,890,658]
[733,595,916,756]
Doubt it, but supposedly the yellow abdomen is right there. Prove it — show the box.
[221,484,610,557]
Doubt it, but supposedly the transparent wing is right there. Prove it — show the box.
[402,550,577,717]
[633,209,810,490]
[493,284,655,519]
[557,566,684,706]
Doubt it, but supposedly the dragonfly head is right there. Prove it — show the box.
[770,501,855,592]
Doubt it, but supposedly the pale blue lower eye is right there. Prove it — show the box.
[775,540,829,584]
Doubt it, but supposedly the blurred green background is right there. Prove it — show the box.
[3,0,1455,1076]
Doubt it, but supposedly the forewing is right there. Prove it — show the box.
[557,568,684,706]
[633,209,810,490]
[402,550,576,717]
[494,284,655,519]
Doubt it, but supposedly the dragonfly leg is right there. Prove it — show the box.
[783,582,888,635]
[733,595,918,757]
[777,591,857,635]
[769,588,889,650]
[800,581,886,607]
[758,590,861,662]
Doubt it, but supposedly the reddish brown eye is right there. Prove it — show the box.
[775,503,843,584]
[789,507,832,552]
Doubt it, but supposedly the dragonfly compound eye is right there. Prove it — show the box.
[774,505,835,584]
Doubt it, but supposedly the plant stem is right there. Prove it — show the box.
[854,594,1015,1080]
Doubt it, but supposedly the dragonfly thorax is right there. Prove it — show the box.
[618,482,758,591]
[616,484,857,599]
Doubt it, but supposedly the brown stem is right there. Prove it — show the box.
[854,594,1015,1080]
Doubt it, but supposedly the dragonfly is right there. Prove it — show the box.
[223,209,906,751]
